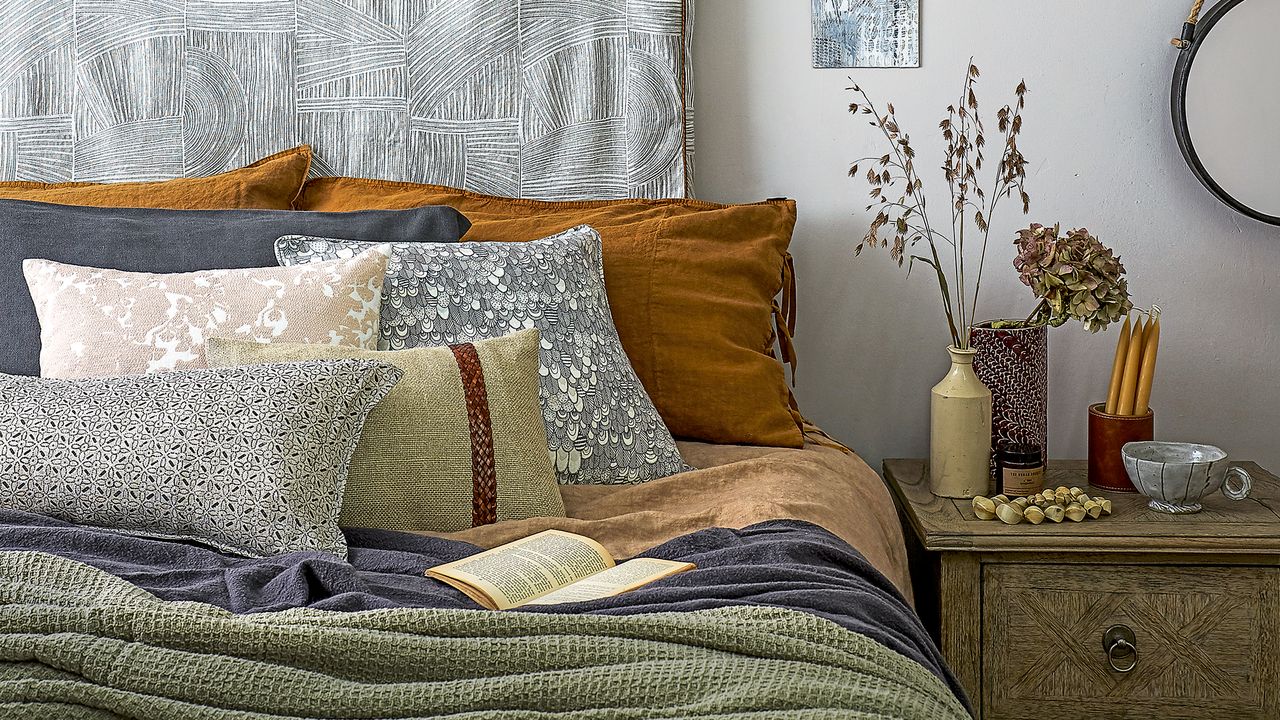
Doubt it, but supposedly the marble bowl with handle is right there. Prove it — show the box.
[1121,441,1253,514]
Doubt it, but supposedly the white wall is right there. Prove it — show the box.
[694,0,1280,472]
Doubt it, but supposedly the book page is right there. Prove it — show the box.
[522,558,695,606]
[427,530,615,610]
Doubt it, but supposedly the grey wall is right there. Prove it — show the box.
[694,0,1280,471]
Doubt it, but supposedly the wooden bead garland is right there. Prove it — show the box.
[972,486,1114,525]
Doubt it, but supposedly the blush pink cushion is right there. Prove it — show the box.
[23,248,389,379]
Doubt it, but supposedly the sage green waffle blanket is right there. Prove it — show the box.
[0,552,967,719]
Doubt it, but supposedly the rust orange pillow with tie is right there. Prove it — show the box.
[296,176,804,449]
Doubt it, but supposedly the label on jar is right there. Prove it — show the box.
[1001,466,1044,497]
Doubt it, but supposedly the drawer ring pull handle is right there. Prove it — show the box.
[1107,638,1138,673]
[1103,625,1138,673]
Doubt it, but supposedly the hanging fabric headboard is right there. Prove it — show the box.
[0,0,694,200]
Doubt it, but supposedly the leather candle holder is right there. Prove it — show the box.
[1088,403,1154,492]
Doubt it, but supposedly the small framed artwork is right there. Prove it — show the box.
[812,0,920,68]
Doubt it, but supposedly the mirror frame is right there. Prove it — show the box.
[1171,0,1280,226]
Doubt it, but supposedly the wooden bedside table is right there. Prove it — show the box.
[884,459,1280,720]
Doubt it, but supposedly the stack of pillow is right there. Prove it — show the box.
[0,146,801,560]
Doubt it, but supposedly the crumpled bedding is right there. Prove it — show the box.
[431,439,913,598]
[0,548,970,719]
[0,437,961,713]
[0,510,956,700]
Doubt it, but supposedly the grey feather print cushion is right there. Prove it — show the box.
[0,360,402,559]
[277,226,686,485]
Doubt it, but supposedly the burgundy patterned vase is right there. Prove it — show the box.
[970,321,1049,473]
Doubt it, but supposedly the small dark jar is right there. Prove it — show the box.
[996,443,1045,497]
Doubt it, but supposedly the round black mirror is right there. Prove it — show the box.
[1171,0,1280,225]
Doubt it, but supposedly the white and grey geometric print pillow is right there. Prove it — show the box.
[0,360,402,559]
[277,226,687,485]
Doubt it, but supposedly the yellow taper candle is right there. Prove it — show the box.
[1115,317,1147,416]
[1104,316,1132,415]
[1133,317,1160,416]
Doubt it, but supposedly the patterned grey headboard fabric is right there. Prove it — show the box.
[0,1,694,200]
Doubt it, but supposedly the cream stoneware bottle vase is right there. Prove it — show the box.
[930,346,993,498]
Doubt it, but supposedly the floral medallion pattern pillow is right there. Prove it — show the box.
[23,246,390,379]
[277,226,686,485]
[0,360,402,558]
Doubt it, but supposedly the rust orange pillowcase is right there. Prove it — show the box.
[0,146,311,210]
[298,177,804,449]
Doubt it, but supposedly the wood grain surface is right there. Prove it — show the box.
[885,458,1280,718]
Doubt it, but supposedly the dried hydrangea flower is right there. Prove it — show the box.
[1015,224,1133,332]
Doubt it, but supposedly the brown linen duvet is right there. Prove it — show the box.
[429,435,913,599]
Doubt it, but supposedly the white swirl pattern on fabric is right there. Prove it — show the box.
[277,226,688,486]
[0,0,694,200]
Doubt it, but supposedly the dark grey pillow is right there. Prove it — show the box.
[0,359,402,558]
[0,198,470,376]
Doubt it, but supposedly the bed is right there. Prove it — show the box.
[0,3,966,717]
[0,436,967,718]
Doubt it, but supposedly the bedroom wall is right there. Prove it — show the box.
[694,1,1280,472]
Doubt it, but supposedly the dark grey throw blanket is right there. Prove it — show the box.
[0,511,966,709]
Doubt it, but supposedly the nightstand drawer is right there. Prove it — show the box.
[982,563,1280,720]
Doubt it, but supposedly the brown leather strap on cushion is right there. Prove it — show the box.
[450,342,498,527]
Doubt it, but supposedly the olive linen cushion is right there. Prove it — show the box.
[0,146,311,210]
[276,226,687,486]
[0,199,469,377]
[297,177,803,448]
[0,359,403,558]
[24,247,390,379]
[206,330,566,533]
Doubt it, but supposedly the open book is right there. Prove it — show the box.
[426,530,695,610]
